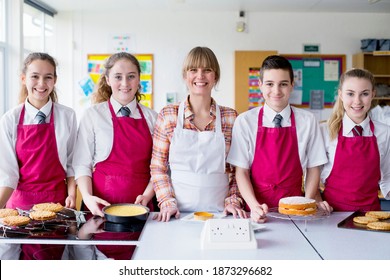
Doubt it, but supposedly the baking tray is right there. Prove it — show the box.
[337,211,390,233]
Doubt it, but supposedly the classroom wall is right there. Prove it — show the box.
[50,10,390,120]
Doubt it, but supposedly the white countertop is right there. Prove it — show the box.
[1,211,389,260]
[133,214,321,260]
[292,212,390,260]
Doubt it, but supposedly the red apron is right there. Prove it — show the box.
[323,121,381,211]
[6,104,66,260]
[249,107,303,209]
[92,101,152,259]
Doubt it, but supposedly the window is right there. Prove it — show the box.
[0,0,4,41]
[23,2,55,54]
[0,0,6,114]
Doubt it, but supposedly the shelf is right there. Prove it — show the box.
[353,52,390,86]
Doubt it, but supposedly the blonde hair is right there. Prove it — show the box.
[19,53,58,104]
[182,46,220,84]
[93,52,142,104]
[328,68,376,140]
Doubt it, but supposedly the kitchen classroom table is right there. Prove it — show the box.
[132,214,321,260]
[0,212,389,260]
[292,212,390,260]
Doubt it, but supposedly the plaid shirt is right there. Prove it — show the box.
[151,97,243,210]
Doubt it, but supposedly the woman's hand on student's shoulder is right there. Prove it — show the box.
[153,207,180,222]
[224,203,248,219]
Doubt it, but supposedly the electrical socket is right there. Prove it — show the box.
[201,219,257,250]
[209,219,251,242]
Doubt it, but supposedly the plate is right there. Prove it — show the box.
[180,213,266,231]
[266,207,330,221]
[180,212,227,222]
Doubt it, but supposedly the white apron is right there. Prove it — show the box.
[169,101,229,212]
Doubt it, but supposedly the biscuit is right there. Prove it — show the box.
[0,208,19,218]
[365,211,390,220]
[32,202,64,213]
[2,215,30,226]
[29,210,56,221]
[366,221,390,231]
[353,216,378,225]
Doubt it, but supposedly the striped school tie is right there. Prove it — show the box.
[352,125,363,137]
[35,111,46,124]
[120,106,131,117]
[273,114,283,128]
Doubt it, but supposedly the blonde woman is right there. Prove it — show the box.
[151,46,246,222]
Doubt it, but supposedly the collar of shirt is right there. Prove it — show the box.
[110,96,138,117]
[263,103,291,127]
[342,114,371,136]
[25,98,52,123]
[183,96,216,121]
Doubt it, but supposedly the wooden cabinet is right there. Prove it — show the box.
[353,51,390,105]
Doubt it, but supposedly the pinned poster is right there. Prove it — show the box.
[109,34,132,53]
[86,54,154,109]
[78,76,95,97]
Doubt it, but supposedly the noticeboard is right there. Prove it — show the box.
[281,54,346,108]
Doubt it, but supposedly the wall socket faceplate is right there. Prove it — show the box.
[200,219,257,250]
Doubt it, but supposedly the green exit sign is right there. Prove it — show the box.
[303,44,320,53]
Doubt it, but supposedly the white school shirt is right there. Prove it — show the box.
[0,98,77,189]
[227,104,328,171]
[73,97,158,180]
[320,114,390,199]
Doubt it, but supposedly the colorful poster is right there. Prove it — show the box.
[86,54,153,108]
[248,67,263,109]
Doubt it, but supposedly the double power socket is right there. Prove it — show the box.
[200,219,257,250]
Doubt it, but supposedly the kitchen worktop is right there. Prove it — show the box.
[1,212,389,260]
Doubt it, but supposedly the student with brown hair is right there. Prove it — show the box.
[0,52,77,259]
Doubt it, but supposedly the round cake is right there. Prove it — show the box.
[104,205,148,217]
[278,196,317,216]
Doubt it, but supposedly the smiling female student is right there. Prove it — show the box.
[151,46,246,222]
[72,52,157,259]
[321,68,390,211]
[227,55,329,223]
[0,52,77,259]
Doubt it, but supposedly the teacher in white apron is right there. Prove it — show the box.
[151,46,246,222]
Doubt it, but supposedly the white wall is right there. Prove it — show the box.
[52,10,390,120]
